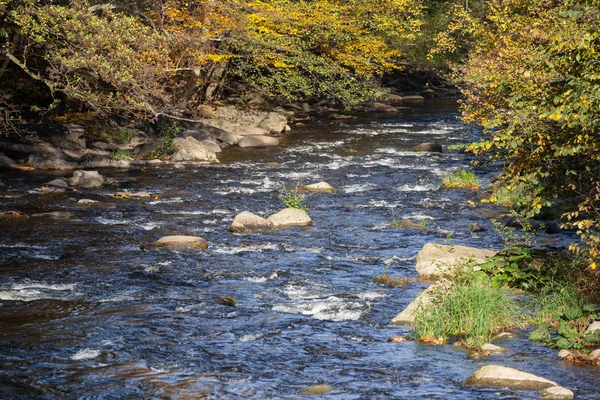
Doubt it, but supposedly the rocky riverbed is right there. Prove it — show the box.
[1,100,598,399]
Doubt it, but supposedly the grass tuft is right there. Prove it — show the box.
[440,169,480,190]
[414,280,521,347]
[109,149,130,161]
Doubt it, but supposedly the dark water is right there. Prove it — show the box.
[1,100,598,399]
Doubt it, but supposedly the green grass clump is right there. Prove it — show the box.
[440,169,480,190]
[109,149,130,161]
[414,281,521,347]
[279,187,308,212]
[528,282,581,324]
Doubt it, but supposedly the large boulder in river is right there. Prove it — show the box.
[465,365,558,391]
[155,235,208,250]
[414,142,442,153]
[229,211,274,233]
[68,170,106,188]
[170,136,217,162]
[268,208,313,228]
[301,182,335,193]
[416,243,496,278]
[238,136,280,148]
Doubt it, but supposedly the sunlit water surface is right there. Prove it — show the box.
[1,101,597,399]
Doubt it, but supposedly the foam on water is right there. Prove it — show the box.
[397,183,437,192]
[212,243,280,255]
[245,272,280,283]
[343,183,375,194]
[0,282,77,301]
[272,296,366,321]
[71,349,101,361]
[148,197,184,205]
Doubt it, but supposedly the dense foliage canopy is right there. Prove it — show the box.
[0,0,424,127]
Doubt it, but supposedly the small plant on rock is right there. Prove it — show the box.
[109,149,130,161]
[440,169,480,190]
[279,186,308,212]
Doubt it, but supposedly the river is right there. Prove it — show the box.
[1,100,598,399]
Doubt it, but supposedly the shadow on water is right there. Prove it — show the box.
[1,100,598,398]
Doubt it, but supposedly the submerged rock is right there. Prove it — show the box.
[415,243,496,278]
[68,170,106,188]
[229,211,273,233]
[301,182,335,193]
[238,135,280,148]
[155,235,208,250]
[300,384,334,395]
[538,386,574,400]
[268,208,313,228]
[481,343,506,354]
[464,365,558,390]
[414,142,442,153]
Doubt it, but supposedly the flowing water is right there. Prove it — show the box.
[1,100,598,399]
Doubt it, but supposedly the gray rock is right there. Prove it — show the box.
[170,137,217,162]
[402,95,425,103]
[0,153,16,169]
[198,140,222,153]
[481,343,506,354]
[213,130,240,145]
[45,178,70,188]
[268,208,313,228]
[229,211,273,233]
[390,283,437,326]
[228,125,269,136]
[415,243,496,278]
[155,235,208,250]
[492,332,516,340]
[589,348,600,361]
[80,159,131,169]
[585,320,600,335]
[538,386,574,400]
[385,93,404,105]
[465,365,558,390]
[414,142,443,152]
[258,113,288,133]
[68,170,106,188]
[365,102,398,113]
[558,350,572,360]
[27,153,76,170]
[77,199,99,205]
[238,136,280,148]
[181,129,212,142]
